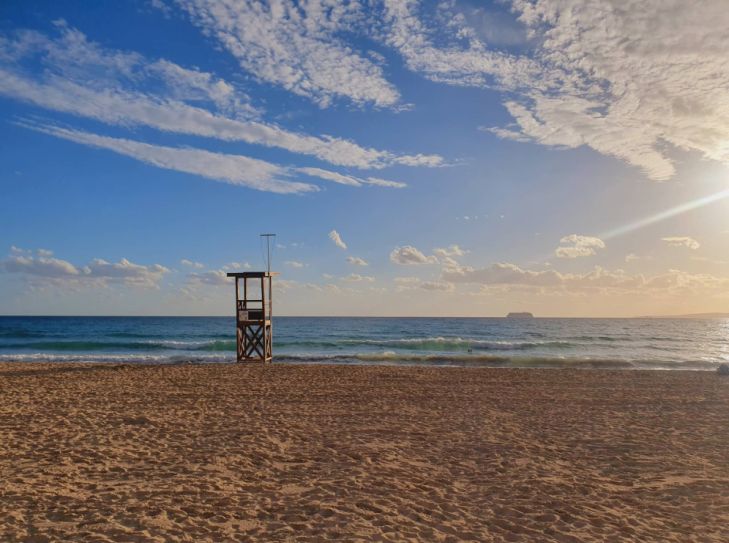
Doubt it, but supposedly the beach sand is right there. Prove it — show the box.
[1,363,728,542]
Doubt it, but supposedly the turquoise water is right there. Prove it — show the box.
[0,316,728,370]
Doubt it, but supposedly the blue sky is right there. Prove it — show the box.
[1,0,729,316]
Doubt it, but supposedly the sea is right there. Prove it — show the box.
[1,316,728,370]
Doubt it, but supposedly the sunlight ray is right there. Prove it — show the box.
[601,188,729,240]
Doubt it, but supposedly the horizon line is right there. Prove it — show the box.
[1,313,728,319]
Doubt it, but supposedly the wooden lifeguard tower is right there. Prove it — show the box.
[226,271,278,362]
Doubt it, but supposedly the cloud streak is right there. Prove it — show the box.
[0,25,442,170]
[298,167,407,188]
[25,122,316,194]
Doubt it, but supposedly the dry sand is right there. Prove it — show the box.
[1,363,728,542]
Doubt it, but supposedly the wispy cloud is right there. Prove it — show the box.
[329,230,347,250]
[298,167,362,187]
[285,260,305,268]
[362,177,407,189]
[381,0,542,90]
[376,1,729,180]
[298,167,407,188]
[346,256,368,266]
[0,25,442,169]
[490,0,729,180]
[176,0,401,109]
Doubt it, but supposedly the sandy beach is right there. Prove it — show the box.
[1,363,728,542]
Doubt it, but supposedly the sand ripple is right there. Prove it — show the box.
[1,363,728,542]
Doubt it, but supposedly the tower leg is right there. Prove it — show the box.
[236,326,244,362]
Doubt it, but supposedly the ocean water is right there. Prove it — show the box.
[1,316,728,370]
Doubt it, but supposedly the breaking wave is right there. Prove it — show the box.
[280,337,574,351]
[0,352,721,371]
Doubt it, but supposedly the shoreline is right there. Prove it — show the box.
[2,362,728,541]
[0,357,724,371]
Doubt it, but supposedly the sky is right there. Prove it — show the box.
[1,0,729,317]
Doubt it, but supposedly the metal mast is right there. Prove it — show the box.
[260,233,276,274]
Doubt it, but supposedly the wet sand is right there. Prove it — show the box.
[1,362,728,542]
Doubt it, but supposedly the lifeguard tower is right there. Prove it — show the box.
[226,271,278,362]
[227,233,278,363]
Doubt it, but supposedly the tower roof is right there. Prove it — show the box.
[226,271,279,278]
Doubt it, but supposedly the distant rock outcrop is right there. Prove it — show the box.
[506,312,534,319]
[718,364,729,376]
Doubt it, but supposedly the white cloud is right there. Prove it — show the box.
[625,253,640,263]
[390,245,438,265]
[180,259,205,269]
[341,273,375,283]
[25,122,316,194]
[176,0,400,108]
[2,250,169,288]
[555,234,606,259]
[346,256,368,266]
[662,236,701,250]
[0,25,442,170]
[329,230,347,250]
[285,260,305,268]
